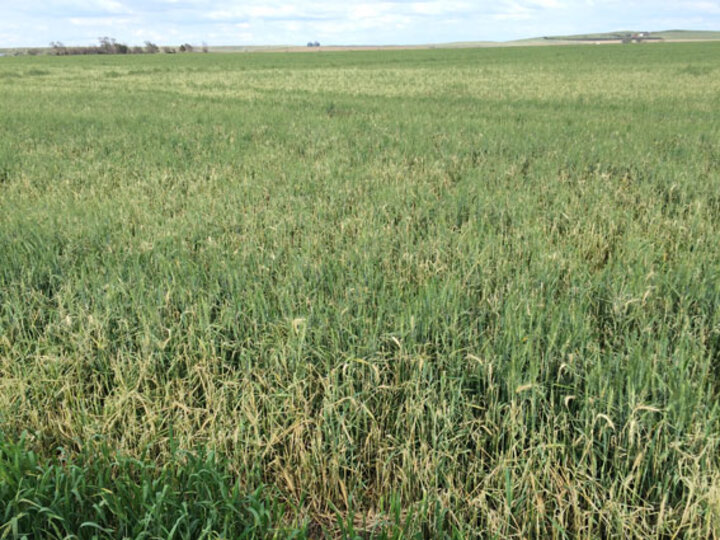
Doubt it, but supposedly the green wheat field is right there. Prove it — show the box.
[1,42,719,538]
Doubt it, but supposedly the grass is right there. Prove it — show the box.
[0,434,301,539]
[648,30,720,40]
[1,42,720,538]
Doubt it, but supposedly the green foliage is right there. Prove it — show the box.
[0,43,720,538]
[0,434,300,539]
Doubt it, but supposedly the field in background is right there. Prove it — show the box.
[546,29,720,41]
[1,43,720,538]
[207,30,720,52]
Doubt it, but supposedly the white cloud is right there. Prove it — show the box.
[683,1,720,14]
[410,2,475,16]
[96,0,131,13]
[68,16,134,26]
[530,0,564,8]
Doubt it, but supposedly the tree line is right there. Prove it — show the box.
[47,38,209,56]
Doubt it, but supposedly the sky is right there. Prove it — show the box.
[1,1,719,48]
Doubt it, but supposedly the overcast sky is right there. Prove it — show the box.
[1,1,719,48]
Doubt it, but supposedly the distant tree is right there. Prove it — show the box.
[41,37,165,56]
[98,37,116,54]
[202,42,209,53]
[182,43,194,52]
[307,42,314,47]
[50,42,67,56]
[97,37,128,54]
[145,41,160,54]
[162,46,176,54]
[314,41,320,47]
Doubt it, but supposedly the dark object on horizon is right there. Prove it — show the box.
[307,41,321,47]
[98,37,129,54]
[49,38,147,56]
[45,38,187,56]
[49,41,67,55]
[145,41,160,54]
[629,32,662,43]
[544,32,663,44]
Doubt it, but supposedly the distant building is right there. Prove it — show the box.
[630,32,660,43]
